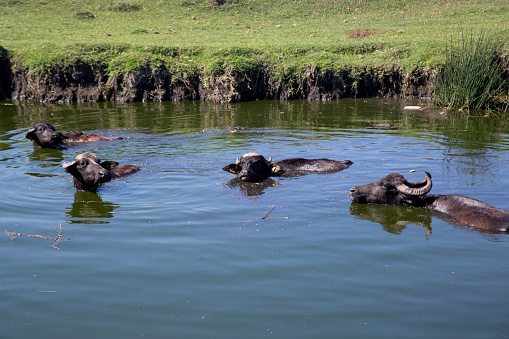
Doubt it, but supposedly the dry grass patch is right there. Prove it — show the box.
[349,29,375,38]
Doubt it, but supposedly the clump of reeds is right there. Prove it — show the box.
[433,31,508,114]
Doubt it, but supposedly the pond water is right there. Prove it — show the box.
[1,98,508,338]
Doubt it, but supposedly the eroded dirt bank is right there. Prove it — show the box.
[2,61,435,103]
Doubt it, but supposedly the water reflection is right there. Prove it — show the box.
[28,147,65,163]
[0,141,11,152]
[350,202,509,238]
[3,99,509,140]
[66,191,118,224]
[223,177,280,197]
[350,203,433,237]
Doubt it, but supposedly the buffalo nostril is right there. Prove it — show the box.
[350,188,357,193]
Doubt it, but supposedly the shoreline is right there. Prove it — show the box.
[0,0,506,106]
[0,54,435,103]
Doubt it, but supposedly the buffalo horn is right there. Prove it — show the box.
[396,171,432,196]
[62,160,76,169]
[62,152,101,169]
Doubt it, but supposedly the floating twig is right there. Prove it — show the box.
[238,205,289,229]
[261,205,277,219]
[5,223,71,250]
[220,174,234,190]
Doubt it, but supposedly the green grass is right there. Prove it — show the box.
[0,0,508,104]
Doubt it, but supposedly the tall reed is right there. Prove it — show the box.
[433,31,508,114]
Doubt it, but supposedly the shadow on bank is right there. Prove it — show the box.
[0,45,12,101]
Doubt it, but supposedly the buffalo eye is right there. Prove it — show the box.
[38,127,45,132]
[79,160,88,168]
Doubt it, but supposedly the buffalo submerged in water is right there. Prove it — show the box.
[26,123,123,149]
[223,152,353,182]
[63,152,139,192]
[350,171,509,233]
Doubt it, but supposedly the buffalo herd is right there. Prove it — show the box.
[25,122,509,233]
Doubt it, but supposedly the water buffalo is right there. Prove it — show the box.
[223,152,353,182]
[350,171,509,233]
[26,123,123,148]
[63,152,139,192]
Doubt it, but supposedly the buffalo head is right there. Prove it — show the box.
[350,171,509,233]
[222,153,275,182]
[63,152,112,192]
[350,172,433,206]
[26,123,65,148]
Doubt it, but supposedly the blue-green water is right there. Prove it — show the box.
[1,99,508,338]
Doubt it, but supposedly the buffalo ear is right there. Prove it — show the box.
[62,162,78,175]
[100,161,119,171]
[25,129,36,140]
[223,164,241,174]
[270,164,282,174]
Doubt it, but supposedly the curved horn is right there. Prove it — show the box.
[62,152,100,169]
[396,171,432,196]
[79,152,100,164]
[62,160,77,169]
[236,157,240,164]
[409,171,432,187]
[268,156,272,163]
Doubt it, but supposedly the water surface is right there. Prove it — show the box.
[1,99,508,338]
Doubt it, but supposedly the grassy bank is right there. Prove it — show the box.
[0,0,508,105]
